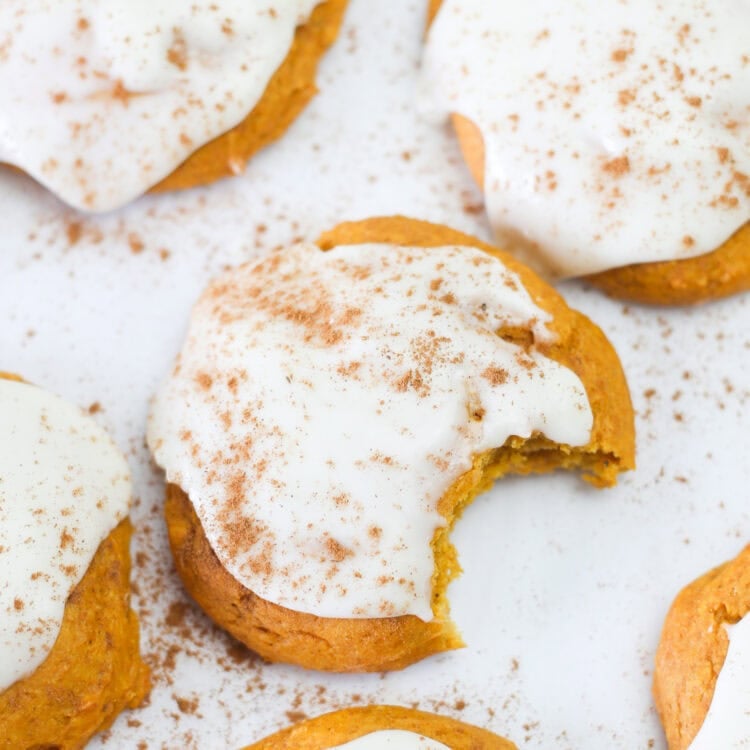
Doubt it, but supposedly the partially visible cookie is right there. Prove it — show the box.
[241,706,516,749]
[423,0,750,305]
[0,374,149,749]
[654,545,750,749]
[0,1,347,211]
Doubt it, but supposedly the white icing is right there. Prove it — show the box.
[0,379,131,691]
[0,0,321,212]
[328,730,451,749]
[422,0,750,277]
[688,613,750,749]
[148,241,592,621]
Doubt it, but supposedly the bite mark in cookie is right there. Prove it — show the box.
[149,240,593,622]
[148,217,634,672]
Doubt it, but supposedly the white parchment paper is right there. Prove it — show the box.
[1,2,748,748]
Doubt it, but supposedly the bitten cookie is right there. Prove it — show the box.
[148,216,635,672]
[423,0,750,305]
[654,544,750,750]
[0,0,347,212]
[0,373,149,750]
[241,705,516,749]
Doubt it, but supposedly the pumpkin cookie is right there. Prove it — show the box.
[0,373,149,750]
[148,216,634,672]
[654,544,750,749]
[0,0,347,212]
[423,0,750,304]
[241,705,516,749]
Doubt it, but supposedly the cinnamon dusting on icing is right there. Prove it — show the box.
[148,242,592,620]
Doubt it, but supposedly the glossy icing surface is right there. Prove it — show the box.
[0,379,131,690]
[688,613,750,749]
[148,242,592,621]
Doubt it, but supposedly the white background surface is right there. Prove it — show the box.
[1,2,748,748]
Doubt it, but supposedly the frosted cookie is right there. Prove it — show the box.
[241,705,516,749]
[0,373,149,748]
[654,544,750,749]
[0,0,347,212]
[148,216,635,672]
[423,0,750,305]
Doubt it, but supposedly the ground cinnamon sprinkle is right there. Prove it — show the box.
[166,31,188,71]
[282,300,344,345]
[393,368,428,396]
[111,79,134,105]
[65,221,83,246]
[336,361,361,377]
[482,366,509,385]
[174,695,200,716]
[194,372,213,391]
[128,232,145,254]
[60,529,74,549]
[324,537,353,563]
[601,155,631,177]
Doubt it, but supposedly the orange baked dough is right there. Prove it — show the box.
[241,705,517,749]
[654,544,750,750]
[429,0,750,306]
[163,216,635,673]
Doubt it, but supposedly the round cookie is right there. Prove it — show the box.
[425,0,750,305]
[150,216,635,672]
[0,1,347,211]
[241,705,516,749]
[653,544,750,750]
[0,373,149,749]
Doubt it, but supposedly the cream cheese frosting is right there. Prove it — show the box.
[687,613,750,749]
[328,730,451,749]
[0,0,320,212]
[0,379,131,691]
[148,241,592,621]
[422,0,750,277]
